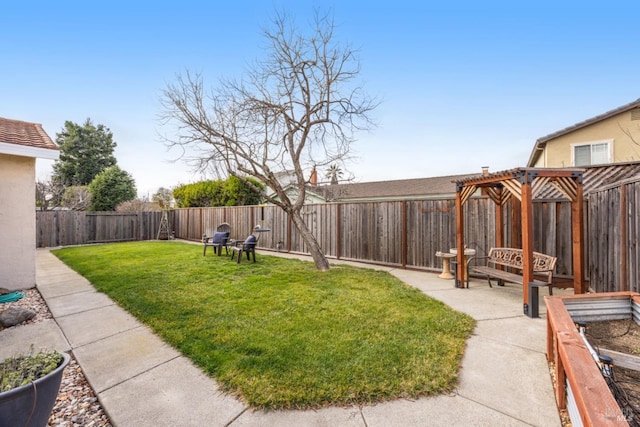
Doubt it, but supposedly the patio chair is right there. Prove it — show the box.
[229,229,260,263]
[203,223,231,256]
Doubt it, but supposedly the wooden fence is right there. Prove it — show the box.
[38,194,621,285]
[36,211,164,247]
[35,184,639,292]
[588,177,640,293]
[168,197,579,275]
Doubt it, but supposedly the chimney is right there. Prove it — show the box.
[310,166,317,186]
[481,166,489,176]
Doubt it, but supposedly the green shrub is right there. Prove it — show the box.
[173,176,264,207]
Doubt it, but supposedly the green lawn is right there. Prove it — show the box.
[52,241,475,409]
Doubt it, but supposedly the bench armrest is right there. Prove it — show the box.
[468,255,490,266]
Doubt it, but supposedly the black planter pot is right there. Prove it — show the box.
[0,352,70,427]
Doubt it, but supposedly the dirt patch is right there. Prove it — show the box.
[587,319,640,354]
[584,319,640,426]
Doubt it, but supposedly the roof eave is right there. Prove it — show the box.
[0,142,60,160]
[536,98,640,145]
[527,140,546,167]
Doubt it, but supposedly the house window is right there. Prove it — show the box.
[572,141,611,166]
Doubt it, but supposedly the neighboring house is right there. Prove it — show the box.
[528,98,640,168]
[270,171,482,204]
[265,168,327,204]
[271,169,298,188]
[311,173,482,202]
[270,184,329,204]
[0,117,59,291]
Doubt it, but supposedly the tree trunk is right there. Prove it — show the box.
[289,210,330,271]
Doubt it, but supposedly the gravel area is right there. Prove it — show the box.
[0,288,53,325]
[0,289,112,427]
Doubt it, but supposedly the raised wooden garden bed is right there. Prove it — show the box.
[546,291,640,427]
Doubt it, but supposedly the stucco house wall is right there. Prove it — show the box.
[0,117,58,291]
[0,154,37,290]
[529,98,640,168]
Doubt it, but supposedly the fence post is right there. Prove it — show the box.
[287,212,292,252]
[401,200,407,268]
[336,203,341,260]
[620,183,627,291]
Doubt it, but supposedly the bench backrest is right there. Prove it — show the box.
[487,247,557,274]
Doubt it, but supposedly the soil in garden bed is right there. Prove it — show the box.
[585,319,640,425]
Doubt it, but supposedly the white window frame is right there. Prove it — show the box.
[570,139,612,166]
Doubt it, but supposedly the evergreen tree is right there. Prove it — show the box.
[52,119,117,185]
[88,166,136,211]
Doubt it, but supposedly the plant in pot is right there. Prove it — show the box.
[0,348,70,427]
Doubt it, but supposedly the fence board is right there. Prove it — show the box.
[625,182,639,293]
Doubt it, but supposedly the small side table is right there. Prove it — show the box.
[435,251,456,279]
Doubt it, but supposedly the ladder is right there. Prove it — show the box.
[157,210,171,240]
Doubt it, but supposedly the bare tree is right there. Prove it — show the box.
[152,187,174,209]
[61,186,92,211]
[35,178,66,211]
[116,196,161,212]
[618,122,640,146]
[160,10,377,270]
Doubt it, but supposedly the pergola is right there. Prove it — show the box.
[454,168,587,316]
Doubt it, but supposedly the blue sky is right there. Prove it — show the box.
[2,1,639,197]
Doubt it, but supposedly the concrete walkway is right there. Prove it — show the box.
[1,248,563,426]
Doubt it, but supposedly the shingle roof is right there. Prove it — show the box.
[528,98,640,166]
[0,117,58,151]
[308,173,482,201]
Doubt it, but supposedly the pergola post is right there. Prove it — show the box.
[495,190,504,248]
[520,174,535,315]
[572,182,585,293]
[455,187,465,288]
